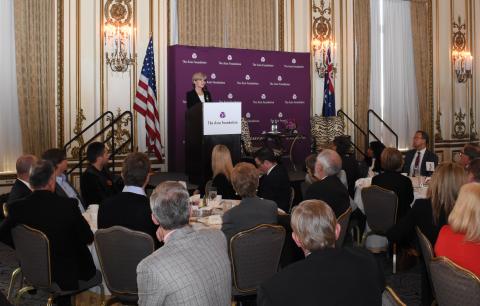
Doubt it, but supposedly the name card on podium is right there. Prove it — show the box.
[203,102,242,135]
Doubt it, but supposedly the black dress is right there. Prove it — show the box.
[211,173,238,200]
[186,89,212,109]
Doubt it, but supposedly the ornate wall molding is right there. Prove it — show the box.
[56,0,64,147]
[105,108,132,154]
[312,0,333,42]
[70,108,86,158]
[452,109,468,139]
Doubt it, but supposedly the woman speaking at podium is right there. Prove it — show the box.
[186,72,212,109]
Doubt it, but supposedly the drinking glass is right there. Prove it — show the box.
[207,187,217,205]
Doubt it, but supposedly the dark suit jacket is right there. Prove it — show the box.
[257,247,385,306]
[55,180,87,211]
[387,198,446,246]
[212,174,238,200]
[6,180,31,206]
[340,153,360,198]
[371,171,414,220]
[80,165,122,206]
[98,191,158,247]
[186,89,212,109]
[304,175,350,218]
[0,190,96,290]
[402,149,438,176]
[257,164,291,212]
[221,197,278,243]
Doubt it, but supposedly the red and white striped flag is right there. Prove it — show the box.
[134,36,163,162]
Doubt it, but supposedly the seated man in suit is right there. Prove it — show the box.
[257,200,385,306]
[80,142,122,205]
[254,147,291,212]
[304,149,350,218]
[221,162,278,243]
[402,130,438,176]
[0,160,97,306]
[42,148,86,212]
[137,181,231,306]
[6,154,37,206]
[98,152,158,246]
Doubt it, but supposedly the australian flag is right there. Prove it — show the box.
[322,47,335,116]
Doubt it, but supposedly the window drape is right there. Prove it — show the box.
[370,0,419,149]
[0,0,23,172]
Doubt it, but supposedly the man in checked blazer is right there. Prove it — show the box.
[137,181,231,306]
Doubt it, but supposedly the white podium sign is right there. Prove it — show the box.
[203,102,242,135]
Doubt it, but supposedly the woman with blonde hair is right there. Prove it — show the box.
[435,183,480,276]
[209,144,236,199]
[186,72,212,109]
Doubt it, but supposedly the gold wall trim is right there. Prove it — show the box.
[100,1,105,118]
[278,0,284,51]
[435,0,442,141]
[290,0,294,51]
[76,0,81,116]
[57,0,64,147]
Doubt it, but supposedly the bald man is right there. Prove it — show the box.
[7,154,37,207]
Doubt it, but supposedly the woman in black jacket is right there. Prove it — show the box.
[186,72,212,109]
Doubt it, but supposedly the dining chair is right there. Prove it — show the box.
[415,226,435,298]
[430,256,480,306]
[94,226,155,306]
[361,185,398,273]
[288,187,295,213]
[10,224,103,306]
[229,224,285,301]
[382,286,406,306]
[335,206,352,248]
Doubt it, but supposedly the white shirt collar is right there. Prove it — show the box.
[18,178,31,190]
[122,185,146,196]
[266,163,277,175]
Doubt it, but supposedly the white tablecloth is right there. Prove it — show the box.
[353,176,428,250]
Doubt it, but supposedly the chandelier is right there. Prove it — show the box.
[452,16,473,83]
[312,38,337,79]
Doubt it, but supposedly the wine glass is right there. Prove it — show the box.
[207,187,217,205]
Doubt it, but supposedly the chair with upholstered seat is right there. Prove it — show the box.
[335,207,352,248]
[287,187,295,213]
[95,226,155,306]
[415,226,435,299]
[361,185,398,273]
[229,224,285,302]
[382,286,406,306]
[430,256,480,306]
[10,224,103,305]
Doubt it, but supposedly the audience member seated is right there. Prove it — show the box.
[136,181,231,306]
[6,154,37,206]
[42,148,86,212]
[387,162,466,245]
[372,148,414,220]
[98,152,157,246]
[459,143,480,170]
[435,183,480,277]
[209,144,238,200]
[0,160,96,305]
[80,142,122,205]
[365,141,386,175]
[254,147,291,212]
[402,130,438,176]
[221,162,278,243]
[257,200,385,306]
[467,158,480,182]
[333,135,360,197]
[304,149,350,218]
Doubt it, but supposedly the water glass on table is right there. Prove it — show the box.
[207,187,217,206]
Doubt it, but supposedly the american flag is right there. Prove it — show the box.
[134,37,163,162]
[322,47,336,117]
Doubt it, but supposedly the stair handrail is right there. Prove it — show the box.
[64,111,114,149]
[367,109,398,149]
[336,110,367,158]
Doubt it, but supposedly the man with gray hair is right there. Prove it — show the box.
[137,181,231,306]
[257,200,384,306]
[304,149,350,217]
[6,154,37,206]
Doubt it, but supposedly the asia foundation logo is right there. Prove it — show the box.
[211,73,216,79]
[227,55,232,61]
[245,112,251,119]
[261,57,266,62]
[192,53,197,59]
[227,93,233,99]
[261,94,266,100]
[278,112,283,118]
[220,112,226,118]
[292,94,297,100]
[291,58,296,64]
[277,75,283,82]
[245,75,251,81]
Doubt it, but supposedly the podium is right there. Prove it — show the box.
[185,102,242,185]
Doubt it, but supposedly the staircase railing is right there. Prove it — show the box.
[64,111,134,176]
[336,110,367,158]
[367,109,398,149]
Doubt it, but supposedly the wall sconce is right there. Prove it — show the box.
[104,0,135,73]
[312,0,336,79]
[452,16,473,83]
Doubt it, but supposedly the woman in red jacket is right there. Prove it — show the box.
[435,182,480,276]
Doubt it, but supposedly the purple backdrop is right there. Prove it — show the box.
[167,45,311,172]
